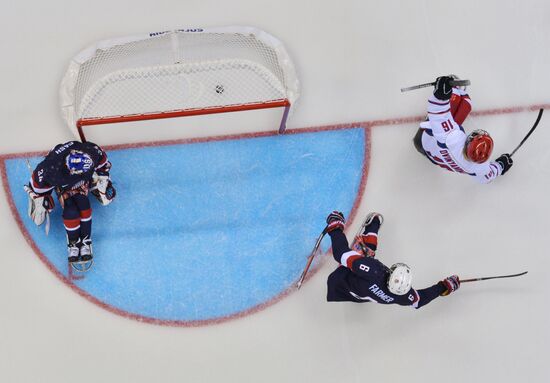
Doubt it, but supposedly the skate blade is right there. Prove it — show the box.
[70,259,94,272]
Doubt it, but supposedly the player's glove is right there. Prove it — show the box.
[326,211,345,233]
[495,153,513,175]
[440,275,460,296]
[91,173,116,206]
[433,76,454,101]
[23,184,54,226]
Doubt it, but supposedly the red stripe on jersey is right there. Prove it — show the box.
[95,153,110,170]
[428,99,450,106]
[346,255,362,269]
[63,218,81,229]
[31,173,40,188]
[428,108,451,115]
[363,234,378,247]
[80,208,92,219]
[30,173,54,194]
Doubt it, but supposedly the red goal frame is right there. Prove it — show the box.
[76,99,291,142]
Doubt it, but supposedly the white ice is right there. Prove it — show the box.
[1,1,549,382]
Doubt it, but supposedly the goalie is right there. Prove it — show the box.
[24,141,116,270]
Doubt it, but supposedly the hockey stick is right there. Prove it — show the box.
[401,79,471,93]
[296,226,328,289]
[25,159,50,235]
[460,271,527,283]
[510,109,544,157]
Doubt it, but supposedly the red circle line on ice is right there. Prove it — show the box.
[0,102,547,327]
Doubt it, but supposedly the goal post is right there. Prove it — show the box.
[59,26,300,142]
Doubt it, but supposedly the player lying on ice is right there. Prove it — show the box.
[325,211,459,308]
[24,141,116,271]
[413,75,513,183]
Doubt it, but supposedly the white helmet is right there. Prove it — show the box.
[387,263,412,295]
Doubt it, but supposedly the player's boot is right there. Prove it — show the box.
[352,212,384,256]
[67,239,81,264]
[80,236,93,262]
[357,212,383,236]
[68,237,93,272]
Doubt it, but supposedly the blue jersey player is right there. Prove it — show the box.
[24,141,116,270]
[325,211,460,308]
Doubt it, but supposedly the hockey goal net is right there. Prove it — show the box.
[60,26,299,142]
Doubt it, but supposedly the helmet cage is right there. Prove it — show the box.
[65,150,93,175]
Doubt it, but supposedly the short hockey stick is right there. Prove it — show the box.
[296,226,328,289]
[460,271,527,283]
[401,79,471,93]
[510,108,544,157]
[25,159,50,235]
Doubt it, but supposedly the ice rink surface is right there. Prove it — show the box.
[1,1,549,382]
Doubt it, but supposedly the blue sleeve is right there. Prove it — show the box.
[328,229,352,264]
[29,160,55,195]
[414,282,447,309]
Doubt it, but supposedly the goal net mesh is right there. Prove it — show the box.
[60,27,299,138]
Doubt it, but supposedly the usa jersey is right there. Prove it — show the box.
[420,89,503,184]
[30,141,110,195]
[326,230,445,309]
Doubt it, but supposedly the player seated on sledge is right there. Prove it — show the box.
[24,141,116,271]
[413,75,513,183]
[325,211,459,308]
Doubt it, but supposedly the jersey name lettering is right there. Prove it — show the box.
[440,149,465,173]
[368,284,394,303]
[54,142,74,155]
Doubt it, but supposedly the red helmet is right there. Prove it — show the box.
[465,130,493,163]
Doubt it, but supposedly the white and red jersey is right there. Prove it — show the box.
[419,89,503,184]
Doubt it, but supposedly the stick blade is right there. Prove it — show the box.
[401,79,470,93]
[461,271,528,283]
[450,79,471,87]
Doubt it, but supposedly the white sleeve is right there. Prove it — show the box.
[427,94,451,117]
[472,161,503,184]
[445,131,503,183]
[427,95,462,143]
